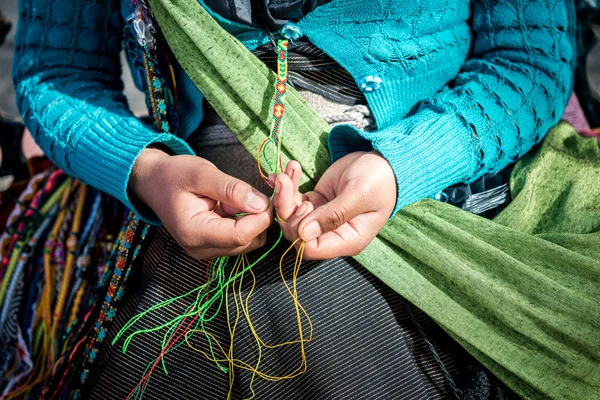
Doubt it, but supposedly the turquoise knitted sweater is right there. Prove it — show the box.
[12,0,576,220]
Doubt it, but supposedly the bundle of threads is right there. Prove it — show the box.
[112,23,314,400]
[0,167,138,398]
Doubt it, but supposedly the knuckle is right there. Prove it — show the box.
[347,247,362,257]
[325,206,348,229]
[225,179,247,202]
[282,231,295,243]
[301,248,318,261]
[232,232,250,247]
[198,158,216,169]
[356,185,371,201]
[226,247,243,257]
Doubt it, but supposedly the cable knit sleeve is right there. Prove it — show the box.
[328,0,576,217]
[12,0,194,223]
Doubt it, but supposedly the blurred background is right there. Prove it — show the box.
[0,0,147,120]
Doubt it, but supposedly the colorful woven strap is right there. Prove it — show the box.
[257,38,289,186]
[271,39,289,141]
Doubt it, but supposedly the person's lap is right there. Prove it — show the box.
[86,99,514,399]
[89,225,465,399]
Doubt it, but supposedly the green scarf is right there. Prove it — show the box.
[149,0,600,397]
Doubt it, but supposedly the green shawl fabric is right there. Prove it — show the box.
[148,0,600,398]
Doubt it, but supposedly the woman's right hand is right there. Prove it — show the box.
[130,147,273,259]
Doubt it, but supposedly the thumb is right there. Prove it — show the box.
[298,186,372,242]
[193,165,270,214]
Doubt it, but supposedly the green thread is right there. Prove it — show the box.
[113,231,284,393]
[115,232,282,350]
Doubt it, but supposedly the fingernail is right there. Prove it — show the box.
[295,202,309,217]
[275,177,282,194]
[247,191,269,211]
[268,174,276,187]
[302,221,322,242]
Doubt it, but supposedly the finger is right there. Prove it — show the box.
[298,185,375,242]
[213,203,230,218]
[301,216,374,260]
[279,200,313,242]
[188,230,268,260]
[303,191,328,209]
[220,203,242,217]
[273,174,298,223]
[285,161,302,190]
[187,210,272,249]
[285,161,306,207]
[236,229,268,254]
[191,165,270,213]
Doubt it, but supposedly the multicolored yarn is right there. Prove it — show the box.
[184,239,312,395]
[1,2,177,398]
[46,4,177,397]
[0,170,63,277]
[0,179,125,399]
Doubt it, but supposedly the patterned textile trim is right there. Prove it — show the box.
[69,214,150,399]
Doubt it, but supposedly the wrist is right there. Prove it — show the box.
[368,150,397,212]
[130,146,171,208]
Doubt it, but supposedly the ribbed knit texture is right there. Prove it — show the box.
[11,0,194,221]
[12,0,576,220]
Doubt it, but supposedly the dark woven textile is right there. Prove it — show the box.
[254,41,367,106]
[86,224,512,399]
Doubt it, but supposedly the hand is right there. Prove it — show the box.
[130,147,273,259]
[272,151,396,260]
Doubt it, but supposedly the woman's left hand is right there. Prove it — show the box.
[272,151,396,260]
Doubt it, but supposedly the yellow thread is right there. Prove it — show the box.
[225,258,236,398]
[184,239,312,384]
[41,180,74,364]
[0,243,23,308]
[52,185,87,337]
[181,38,312,394]
[238,255,260,400]
[68,281,87,330]
[10,181,78,398]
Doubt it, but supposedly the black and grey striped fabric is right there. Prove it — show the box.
[254,41,367,106]
[86,226,513,399]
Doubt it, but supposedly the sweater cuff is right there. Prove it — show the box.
[71,118,195,225]
[328,110,477,217]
